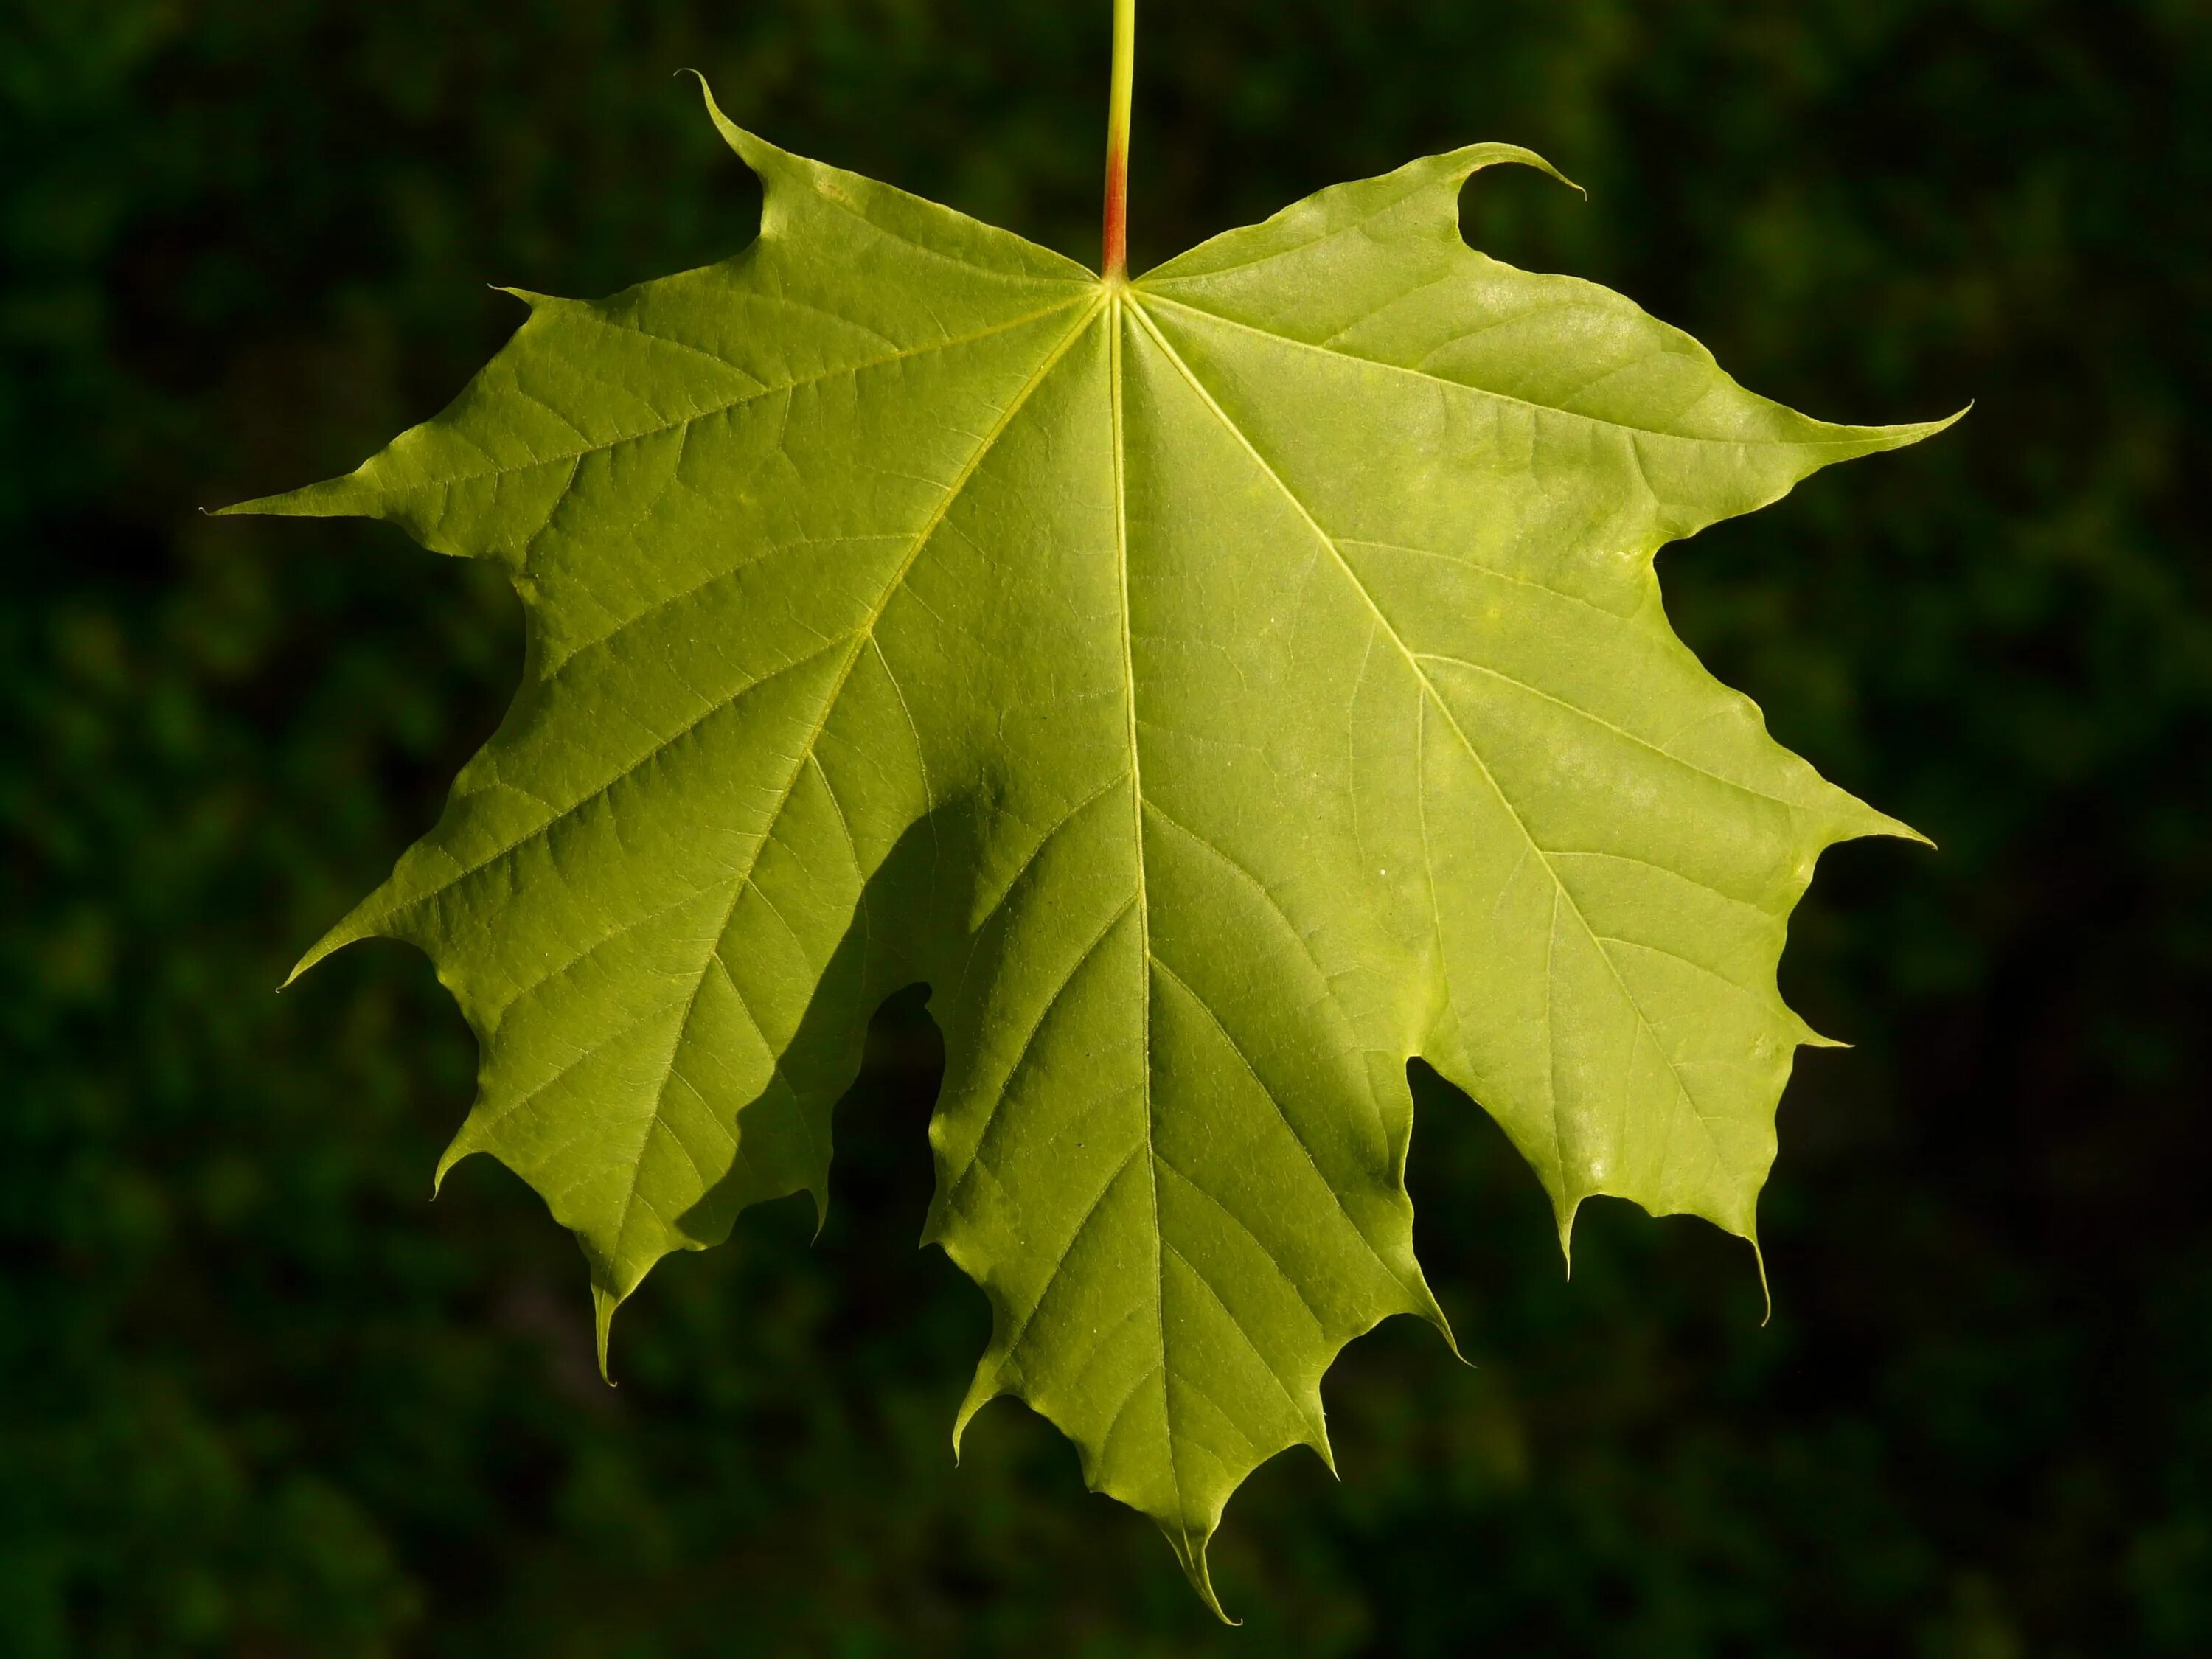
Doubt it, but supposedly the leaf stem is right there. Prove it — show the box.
[1102,0,1135,281]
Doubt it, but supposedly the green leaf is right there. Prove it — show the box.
[224,77,1954,1613]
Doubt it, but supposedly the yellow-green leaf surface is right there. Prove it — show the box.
[226,80,1952,1611]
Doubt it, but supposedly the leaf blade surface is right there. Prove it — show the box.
[226,86,1952,1607]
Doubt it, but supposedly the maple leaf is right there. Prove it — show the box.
[223,63,1953,1613]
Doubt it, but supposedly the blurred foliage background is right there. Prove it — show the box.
[4,0,2209,1653]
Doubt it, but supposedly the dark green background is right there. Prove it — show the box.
[7,1,2208,1652]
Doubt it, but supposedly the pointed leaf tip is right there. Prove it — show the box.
[679,66,748,162]
[949,1373,994,1467]
[1429,1299,1469,1368]
[1312,1419,1340,1482]
[209,471,381,522]
[1463,140,1583,199]
[592,1283,622,1385]
[1169,1531,1239,1627]
[429,1135,470,1201]
[1864,402,1972,453]
[1557,1197,1584,1281]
